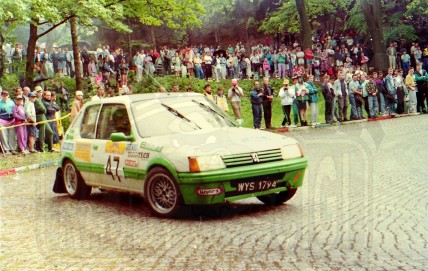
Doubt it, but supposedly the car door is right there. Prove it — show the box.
[71,104,102,186]
[91,103,132,191]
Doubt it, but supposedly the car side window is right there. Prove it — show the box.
[80,105,101,139]
[96,104,131,140]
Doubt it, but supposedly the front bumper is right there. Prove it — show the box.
[177,157,307,205]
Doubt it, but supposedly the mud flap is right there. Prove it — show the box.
[53,167,66,193]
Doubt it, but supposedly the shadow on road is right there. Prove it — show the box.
[50,190,297,221]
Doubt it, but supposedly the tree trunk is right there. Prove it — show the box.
[25,22,38,88]
[70,17,83,90]
[360,0,388,70]
[127,18,132,64]
[214,23,220,45]
[150,26,156,49]
[295,0,312,50]
[244,17,250,52]
[0,29,5,78]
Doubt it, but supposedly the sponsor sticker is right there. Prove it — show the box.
[128,151,150,160]
[105,142,126,155]
[74,142,91,162]
[62,142,74,152]
[125,159,138,167]
[140,142,163,152]
[126,144,138,151]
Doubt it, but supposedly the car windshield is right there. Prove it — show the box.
[131,95,238,137]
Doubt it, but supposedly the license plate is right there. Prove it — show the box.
[235,180,277,193]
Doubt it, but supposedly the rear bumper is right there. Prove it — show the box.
[177,157,307,205]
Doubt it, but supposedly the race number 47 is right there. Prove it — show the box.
[106,155,122,182]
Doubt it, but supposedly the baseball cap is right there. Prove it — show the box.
[15,95,23,99]
[29,92,37,97]
[35,86,43,92]
[1,90,8,96]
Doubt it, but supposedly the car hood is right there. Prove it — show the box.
[142,127,297,157]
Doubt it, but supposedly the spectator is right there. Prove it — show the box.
[0,90,18,154]
[70,91,84,123]
[227,79,244,122]
[55,81,69,111]
[261,77,274,128]
[25,92,38,153]
[42,91,60,147]
[215,87,229,112]
[375,71,387,116]
[306,75,319,125]
[92,85,105,101]
[172,52,181,77]
[12,95,29,154]
[394,70,405,114]
[401,50,411,76]
[171,84,179,93]
[250,81,263,129]
[295,76,309,126]
[405,67,417,114]
[262,58,271,78]
[119,58,129,86]
[278,79,294,127]
[361,74,370,117]
[203,84,214,101]
[385,68,397,115]
[194,53,204,79]
[415,63,428,113]
[334,72,349,121]
[34,87,54,152]
[349,73,362,119]
[366,75,378,118]
[322,74,334,124]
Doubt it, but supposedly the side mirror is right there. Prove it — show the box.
[110,132,135,142]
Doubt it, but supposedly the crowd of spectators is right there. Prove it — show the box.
[1,32,428,155]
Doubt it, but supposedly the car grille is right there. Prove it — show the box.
[221,149,282,168]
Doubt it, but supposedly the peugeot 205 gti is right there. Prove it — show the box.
[53,93,308,217]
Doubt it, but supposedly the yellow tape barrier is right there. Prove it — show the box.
[0,113,71,131]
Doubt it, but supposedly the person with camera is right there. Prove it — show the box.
[278,79,294,127]
[250,81,263,129]
[227,79,244,123]
[261,77,274,129]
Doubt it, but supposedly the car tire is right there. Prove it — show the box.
[257,188,297,206]
[63,160,92,199]
[145,167,182,217]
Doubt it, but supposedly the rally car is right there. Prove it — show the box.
[53,92,307,217]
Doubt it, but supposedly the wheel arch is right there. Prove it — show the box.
[145,157,180,183]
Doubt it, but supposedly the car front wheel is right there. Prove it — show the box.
[257,188,297,206]
[145,167,182,217]
[63,160,92,199]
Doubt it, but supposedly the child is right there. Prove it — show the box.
[12,95,29,154]
[313,59,320,81]
[262,58,271,78]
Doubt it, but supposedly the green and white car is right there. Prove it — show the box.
[53,93,307,217]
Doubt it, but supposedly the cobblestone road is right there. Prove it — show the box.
[1,116,427,271]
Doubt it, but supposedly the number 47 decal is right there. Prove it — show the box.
[106,155,122,182]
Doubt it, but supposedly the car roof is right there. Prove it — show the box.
[85,92,205,106]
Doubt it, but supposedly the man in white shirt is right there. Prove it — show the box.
[227,79,244,122]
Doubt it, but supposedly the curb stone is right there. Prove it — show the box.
[0,160,60,177]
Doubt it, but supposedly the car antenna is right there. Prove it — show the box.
[141,65,169,93]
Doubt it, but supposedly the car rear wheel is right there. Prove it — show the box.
[63,160,92,199]
[145,167,182,217]
[257,188,297,206]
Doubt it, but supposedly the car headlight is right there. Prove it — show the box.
[281,143,304,160]
[188,155,226,172]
